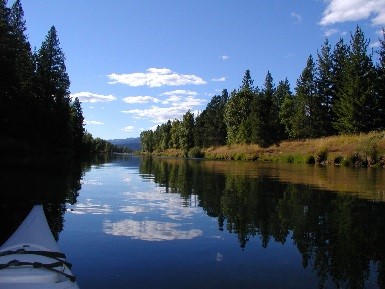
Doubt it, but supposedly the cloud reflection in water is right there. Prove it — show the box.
[103,219,202,241]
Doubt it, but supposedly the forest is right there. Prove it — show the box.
[0,0,126,156]
[141,26,385,157]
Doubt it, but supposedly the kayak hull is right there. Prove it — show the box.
[0,205,79,289]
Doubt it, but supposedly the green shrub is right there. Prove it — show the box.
[341,153,362,167]
[188,147,204,158]
[285,155,294,163]
[305,155,315,164]
[358,135,381,166]
[316,148,328,164]
[333,156,343,165]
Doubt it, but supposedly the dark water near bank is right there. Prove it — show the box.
[1,155,385,289]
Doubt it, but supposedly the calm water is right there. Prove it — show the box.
[1,156,385,289]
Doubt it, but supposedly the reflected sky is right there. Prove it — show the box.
[67,163,203,242]
[59,156,385,289]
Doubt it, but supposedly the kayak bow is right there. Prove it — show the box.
[0,205,79,289]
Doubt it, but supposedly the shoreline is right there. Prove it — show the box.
[143,131,385,168]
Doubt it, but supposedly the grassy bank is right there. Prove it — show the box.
[158,131,385,167]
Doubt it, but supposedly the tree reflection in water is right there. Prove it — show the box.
[140,157,385,288]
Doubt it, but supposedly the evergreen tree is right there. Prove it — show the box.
[274,78,291,140]
[194,110,206,148]
[316,38,335,135]
[140,130,154,153]
[179,110,195,156]
[0,1,13,135]
[330,38,349,121]
[196,89,228,147]
[0,0,35,140]
[375,29,385,130]
[169,119,181,149]
[251,71,277,147]
[35,26,71,147]
[334,26,376,133]
[291,55,322,138]
[70,97,84,155]
[224,70,256,144]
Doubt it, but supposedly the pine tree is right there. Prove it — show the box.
[375,29,385,130]
[251,71,277,147]
[70,97,85,155]
[330,38,349,134]
[0,1,15,136]
[291,55,322,138]
[224,70,256,144]
[196,89,228,147]
[278,79,294,138]
[334,26,376,133]
[179,110,195,156]
[35,26,71,148]
[169,119,181,149]
[316,38,335,135]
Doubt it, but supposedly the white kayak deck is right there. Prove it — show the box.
[0,205,79,289]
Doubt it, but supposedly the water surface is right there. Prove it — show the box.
[2,156,385,289]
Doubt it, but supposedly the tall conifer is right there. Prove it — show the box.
[316,38,335,135]
[35,26,71,147]
[334,26,376,133]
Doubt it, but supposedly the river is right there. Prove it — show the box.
[1,155,385,289]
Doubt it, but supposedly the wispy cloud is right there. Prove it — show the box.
[122,91,206,123]
[122,125,135,132]
[370,41,381,48]
[107,68,207,87]
[122,104,199,123]
[161,90,198,96]
[320,0,385,26]
[84,120,104,125]
[221,55,229,60]
[71,92,117,103]
[291,12,302,23]
[211,77,226,82]
[122,96,160,104]
[324,28,339,37]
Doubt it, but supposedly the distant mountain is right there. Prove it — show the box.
[109,137,141,151]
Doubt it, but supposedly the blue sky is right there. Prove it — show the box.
[21,0,385,140]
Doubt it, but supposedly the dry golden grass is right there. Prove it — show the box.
[160,131,385,167]
[203,131,385,165]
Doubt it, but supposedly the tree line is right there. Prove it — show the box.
[141,26,385,156]
[0,0,123,156]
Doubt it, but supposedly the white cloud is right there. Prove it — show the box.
[122,89,206,123]
[107,68,207,87]
[291,12,302,23]
[221,55,229,60]
[122,106,192,123]
[71,91,117,103]
[320,0,385,26]
[122,96,160,104]
[161,90,198,96]
[211,77,226,82]
[122,125,134,132]
[84,120,104,125]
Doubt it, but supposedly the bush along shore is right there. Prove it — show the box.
[143,131,385,168]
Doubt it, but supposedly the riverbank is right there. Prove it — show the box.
[153,131,385,167]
